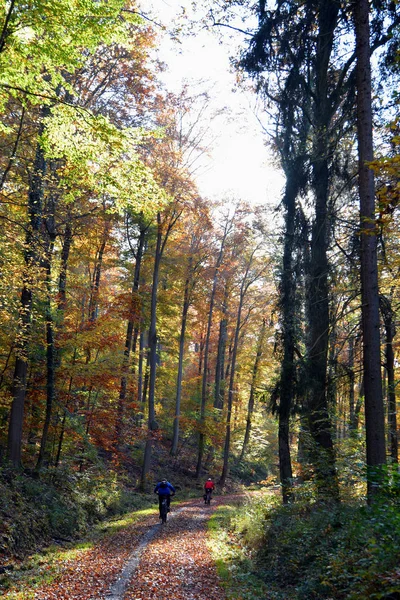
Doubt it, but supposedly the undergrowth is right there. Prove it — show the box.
[0,465,155,560]
[0,506,157,598]
[208,484,400,600]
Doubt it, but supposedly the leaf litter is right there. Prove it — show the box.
[4,497,228,599]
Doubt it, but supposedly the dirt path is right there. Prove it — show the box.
[121,501,225,600]
[27,497,227,600]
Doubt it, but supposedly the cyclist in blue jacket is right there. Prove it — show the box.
[154,478,175,518]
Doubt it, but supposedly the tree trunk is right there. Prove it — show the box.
[348,336,356,431]
[277,171,301,503]
[137,331,144,410]
[88,219,110,323]
[55,409,66,469]
[220,253,255,488]
[196,227,229,477]
[239,318,265,462]
[36,240,56,471]
[141,347,150,405]
[116,223,146,447]
[171,263,193,456]
[219,302,242,488]
[380,296,398,463]
[141,211,177,486]
[307,147,338,499]
[140,216,162,487]
[306,0,340,501]
[353,377,364,431]
[214,284,228,410]
[7,118,48,467]
[354,0,386,499]
[58,218,72,313]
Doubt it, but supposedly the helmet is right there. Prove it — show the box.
[161,478,167,483]
[208,478,212,481]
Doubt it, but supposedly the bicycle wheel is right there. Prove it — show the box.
[161,499,168,523]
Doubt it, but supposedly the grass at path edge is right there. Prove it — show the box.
[206,497,275,600]
[0,505,158,599]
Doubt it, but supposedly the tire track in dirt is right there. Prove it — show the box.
[29,512,159,600]
[105,506,185,599]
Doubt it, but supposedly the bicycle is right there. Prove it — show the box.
[159,495,168,523]
[205,489,212,505]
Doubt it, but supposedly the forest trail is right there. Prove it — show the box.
[25,496,229,600]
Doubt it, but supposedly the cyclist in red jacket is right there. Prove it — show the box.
[204,478,215,504]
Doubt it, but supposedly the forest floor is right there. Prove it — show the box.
[1,496,235,600]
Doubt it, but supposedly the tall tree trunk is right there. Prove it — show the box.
[196,227,229,477]
[7,117,48,467]
[52,215,75,469]
[36,181,59,471]
[36,239,56,471]
[88,219,110,323]
[141,347,150,405]
[220,253,256,488]
[141,211,177,486]
[198,331,205,378]
[306,0,340,501]
[137,332,144,409]
[214,284,228,410]
[348,336,356,431]
[277,172,300,503]
[307,153,338,499]
[55,409,66,469]
[354,0,386,499]
[171,261,193,456]
[141,217,162,487]
[116,223,147,447]
[58,218,72,313]
[239,318,266,462]
[353,377,364,431]
[380,295,398,463]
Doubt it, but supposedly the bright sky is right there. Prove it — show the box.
[139,0,284,208]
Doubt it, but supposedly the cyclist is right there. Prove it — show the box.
[204,477,215,504]
[154,478,175,518]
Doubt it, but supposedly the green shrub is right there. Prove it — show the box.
[212,485,400,600]
[0,465,153,558]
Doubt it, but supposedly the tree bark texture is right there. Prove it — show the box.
[240,318,265,462]
[141,210,177,485]
[214,283,228,411]
[36,229,57,471]
[196,227,228,477]
[116,223,146,447]
[141,215,162,486]
[171,265,192,456]
[277,172,300,503]
[380,296,398,463]
[88,219,110,323]
[306,0,340,500]
[220,253,255,488]
[354,0,386,497]
[57,218,72,313]
[7,119,47,467]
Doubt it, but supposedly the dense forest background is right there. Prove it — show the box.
[0,1,400,597]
